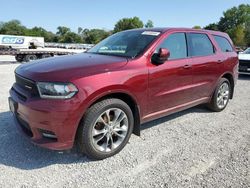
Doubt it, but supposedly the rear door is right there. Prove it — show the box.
[213,35,238,74]
[187,32,222,100]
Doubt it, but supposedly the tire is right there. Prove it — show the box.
[15,55,24,62]
[207,78,231,112]
[41,54,52,59]
[24,54,37,62]
[77,98,134,160]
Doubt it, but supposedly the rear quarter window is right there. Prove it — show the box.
[213,35,233,52]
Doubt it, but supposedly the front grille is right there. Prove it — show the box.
[239,60,250,67]
[239,60,250,72]
[15,74,39,97]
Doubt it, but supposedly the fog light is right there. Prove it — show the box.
[39,129,57,139]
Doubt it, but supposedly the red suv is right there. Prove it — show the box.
[9,28,238,159]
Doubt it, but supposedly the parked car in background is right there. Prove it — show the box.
[235,46,244,54]
[9,28,238,159]
[238,48,250,75]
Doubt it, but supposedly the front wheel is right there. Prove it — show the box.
[207,78,231,112]
[15,55,24,62]
[77,98,134,160]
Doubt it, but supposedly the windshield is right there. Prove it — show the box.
[243,48,250,54]
[88,30,161,58]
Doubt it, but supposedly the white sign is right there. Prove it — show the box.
[141,31,161,36]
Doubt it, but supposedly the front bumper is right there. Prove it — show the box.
[238,71,250,75]
[239,59,250,75]
[9,86,83,150]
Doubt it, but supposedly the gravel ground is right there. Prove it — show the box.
[0,55,16,64]
[0,63,249,188]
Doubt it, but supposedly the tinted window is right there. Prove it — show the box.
[188,33,214,56]
[156,33,187,60]
[213,35,233,52]
[243,48,250,54]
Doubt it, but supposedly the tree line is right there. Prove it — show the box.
[0,18,153,44]
[204,4,250,47]
[0,4,249,46]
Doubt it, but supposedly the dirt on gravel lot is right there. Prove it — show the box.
[0,64,249,188]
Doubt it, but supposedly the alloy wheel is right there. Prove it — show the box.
[217,82,230,109]
[91,108,129,152]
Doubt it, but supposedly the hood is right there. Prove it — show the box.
[238,53,250,60]
[15,53,128,81]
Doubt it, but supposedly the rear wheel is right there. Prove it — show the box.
[77,98,134,160]
[41,54,52,59]
[207,78,231,112]
[24,54,37,62]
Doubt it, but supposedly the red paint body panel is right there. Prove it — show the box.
[9,28,238,150]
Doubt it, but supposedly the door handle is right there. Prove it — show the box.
[183,64,192,69]
[217,60,223,64]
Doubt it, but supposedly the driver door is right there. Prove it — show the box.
[147,32,193,115]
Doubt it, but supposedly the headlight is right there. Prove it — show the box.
[37,82,78,99]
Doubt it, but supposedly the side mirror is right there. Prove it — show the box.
[151,48,170,65]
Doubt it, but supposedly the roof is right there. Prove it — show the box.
[126,27,228,37]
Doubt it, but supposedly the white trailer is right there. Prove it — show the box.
[0,34,44,49]
[0,34,86,62]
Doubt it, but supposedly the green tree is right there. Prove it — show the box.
[218,4,250,32]
[0,22,3,30]
[83,29,110,44]
[78,27,83,35]
[26,27,57,42]
[0,20,27,35]
[230,25,246,46]
[55,26,83,43]
[113,17,144,33]
[204,23,219,31]
[56,26,70,36]
[204,4,250,46]
[217,4,250,46]
[60,32,83,43]
[192,26,202,29]
[145,20,154,28]
[245,22,250,46]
